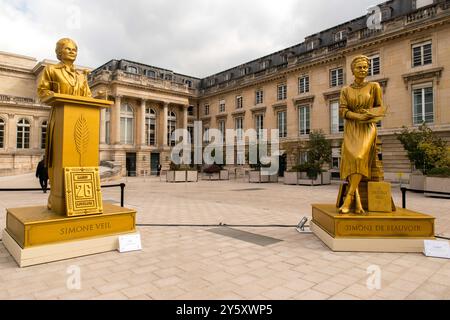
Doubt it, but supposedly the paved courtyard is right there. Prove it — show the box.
[0,173,449,300]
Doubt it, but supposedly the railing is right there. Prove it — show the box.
[0,183,126,207]
[327,40,347,52]
[400,187,450,209]
[406,5,438,24]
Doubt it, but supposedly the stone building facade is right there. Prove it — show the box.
[1,0,449,179]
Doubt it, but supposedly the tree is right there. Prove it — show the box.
[396,124,450,175]
[304,130,332,179]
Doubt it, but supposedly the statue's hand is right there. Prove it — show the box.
[350,112,372,121]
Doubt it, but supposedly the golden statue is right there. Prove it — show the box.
[37,38,92,209]
[338,55,386,214]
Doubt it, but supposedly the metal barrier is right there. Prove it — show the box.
[400,187,450,209]
[0,183,126,207]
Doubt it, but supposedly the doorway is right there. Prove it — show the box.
[278,154,287,177]
[126,153,136,177]
[150,153,160,176]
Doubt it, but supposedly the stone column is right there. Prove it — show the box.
[32,115,40,150]
[112,95,122,144]
[163,102,169,147]
[100,108,106,145]
[140,99,147,146]
[7,114,15,152]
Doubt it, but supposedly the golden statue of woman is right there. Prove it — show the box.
[339,55,386,214]
[38,38,91,169]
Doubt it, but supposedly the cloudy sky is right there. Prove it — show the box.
[0,0,381,78]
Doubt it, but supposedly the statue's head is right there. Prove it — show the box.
[351,55,370,78]
[55,38,78,63]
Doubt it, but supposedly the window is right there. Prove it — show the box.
[240,67,250,76]
[146,70,156,78]
[260,60,270,70]
[298,75,310,94]
[17,118,30,149]
[120,104,134,144]
[126,66,138,74]
[236,96,243,109]
[188,106,194,116]
[277,111,287,138]
[105,108,111,144]
[225,73,232,81]
[168,111,176,146]
[185,80,192,88]
[204,104,210,116]
[255,114,264,140]
[334,31,345,42]
[330,100,344,134]
[412,41,432,67]
[330,68,344,87]
[281,54,288,64]
[256,90,264,105]
[145,108,156,146]
[277,84,287,101]
[41,121,47,149]
[165,74,172,81]
[307,41,315,51]
[368,55,381,77]
[0,118,4,148]
[204,126,210,143]
[218,120,226,143]
[299,105,310,136]
[235,117,244,141]
[219,100,226,113]
[413,84,434,124]
[187,125,194,144]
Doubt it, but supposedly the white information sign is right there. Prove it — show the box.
[424,240,450,259]
[118,233,142,253]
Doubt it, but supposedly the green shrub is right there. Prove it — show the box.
[427,167,450,178]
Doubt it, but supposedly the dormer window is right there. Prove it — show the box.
[146,70,156,78]
[414,0,434,9]
[260,60,270,70]
[185,80,192,88]
[225,73,232,81]
[165,74,172,81]
[240,67,250,76]
[281,54,288,64]
[334,30,346,42]
[126,66,138,74]
[307,39,320,51]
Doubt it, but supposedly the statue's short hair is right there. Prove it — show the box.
[55,38,77,61]
[351,55,371,72]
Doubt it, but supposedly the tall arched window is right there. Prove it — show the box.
[17,118,30,149]
[145,108,156,146]
[0,118,5,148]
[41,121,48,149]
[120,104,134,145]
[168,111,176,146]
[105,108,111,144]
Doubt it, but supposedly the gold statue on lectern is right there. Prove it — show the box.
[2,38,137,267]
[338,55,387,214]
[38,38,93,211]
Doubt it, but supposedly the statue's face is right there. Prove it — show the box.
[60,42,77,63]
[353,60,369,78]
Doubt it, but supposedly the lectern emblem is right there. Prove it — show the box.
[64,167,103,216]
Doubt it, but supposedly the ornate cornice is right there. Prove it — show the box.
[402,67,444,88]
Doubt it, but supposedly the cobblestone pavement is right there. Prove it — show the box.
[0,174,449,300]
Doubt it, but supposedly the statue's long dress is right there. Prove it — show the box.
[339,82,383,180]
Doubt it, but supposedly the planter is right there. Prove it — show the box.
[249,171,278,183]
[166,170,198,183]
[424,176,450,198]
[220,170,229,180]
[284,171,331,186]
[284,172,299,185]
[409,173,425,191]
[186,171,198,182]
